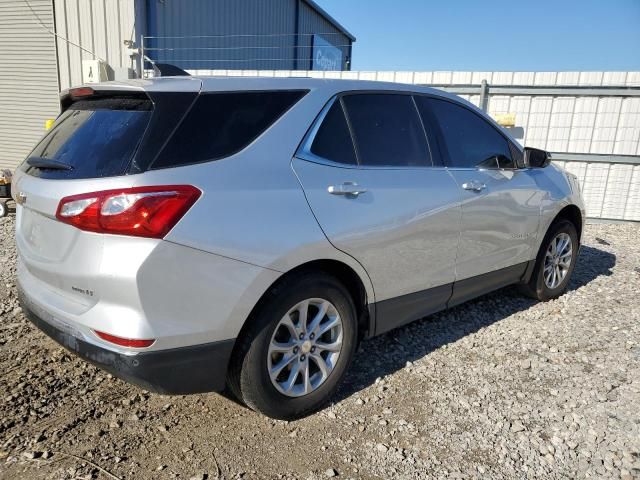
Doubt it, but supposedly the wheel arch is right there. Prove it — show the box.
[234,259,374,353]
[553,204,583,243]
[524,203,584,285]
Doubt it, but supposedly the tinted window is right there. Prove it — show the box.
[22,97,152,180]
[419,97,512,169]
[310,101,356,165]
[508,142,524,169]
[497,155,517,169]
[153,90,306,169]
[342,94,431,167]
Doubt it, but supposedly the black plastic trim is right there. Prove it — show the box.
[521,259,537,285]
[20,294,235,395]
[153,63,190,77]
[374,283,452,336]
[448,262,528,308]
[372,262,531,336]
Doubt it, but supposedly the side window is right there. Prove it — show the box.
[342,94,431,167]
[417,97,513,169]
[152,90,306,169]
[310,100,357,165]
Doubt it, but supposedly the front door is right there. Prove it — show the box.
[416,96,542,304]
[293,93,461,334]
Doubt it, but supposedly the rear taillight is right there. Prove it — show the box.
[56,185,201,238]
[94,330,155,348]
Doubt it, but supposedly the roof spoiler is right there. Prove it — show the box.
[152,63,191,77]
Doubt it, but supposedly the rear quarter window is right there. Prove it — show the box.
[151,90,307,169]
[310,100,357,165]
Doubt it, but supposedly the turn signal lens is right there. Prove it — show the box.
[56,185,201,238]
[94,330,155,348]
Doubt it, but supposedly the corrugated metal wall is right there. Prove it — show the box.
[146,0,298,71]
[297,1,351,70]
[53,0,136,91]
[0,0,60,171]
[553,159,640,221]
[460,72,640,155]
[144,0,352,71]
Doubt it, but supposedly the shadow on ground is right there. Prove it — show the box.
[332,245,616,404]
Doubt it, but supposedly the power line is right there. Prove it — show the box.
[149,58,345,63]
[23,0,107,63]
[143,32,348,40]
[144,45,351,51]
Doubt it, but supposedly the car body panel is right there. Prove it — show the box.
[447,167,543,281]
[531,162,586,248]
[292,158,461,302]
[17,224,281,352]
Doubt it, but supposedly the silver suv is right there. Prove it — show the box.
[13,76,584,419]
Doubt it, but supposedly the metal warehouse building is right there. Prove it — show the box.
[0,0,355,171]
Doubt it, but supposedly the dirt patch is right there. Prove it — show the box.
[1,215,639,479]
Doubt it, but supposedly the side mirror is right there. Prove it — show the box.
[524,147,551,168]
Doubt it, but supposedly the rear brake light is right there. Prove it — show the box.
[69,87,95,98]
[94,330,155,348]
[56,185,201,238]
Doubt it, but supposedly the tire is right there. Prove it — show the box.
[520,219,578,301]
[227,272,357,420]
[0,201,7,218]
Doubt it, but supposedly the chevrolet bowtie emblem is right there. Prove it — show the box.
[16,192,27,205]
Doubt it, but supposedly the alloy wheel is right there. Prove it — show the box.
[267,298,343,397]
[544,232,573,289]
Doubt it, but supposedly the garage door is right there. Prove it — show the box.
[0,0,60,171]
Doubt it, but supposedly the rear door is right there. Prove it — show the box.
[292,93,461,334]
[415,96,542,305]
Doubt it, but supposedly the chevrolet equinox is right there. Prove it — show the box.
[13,76,585,419]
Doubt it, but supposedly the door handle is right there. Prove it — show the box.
[327,182,367,196]
[462,180,486,192]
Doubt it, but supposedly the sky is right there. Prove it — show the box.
[314,0,640,71]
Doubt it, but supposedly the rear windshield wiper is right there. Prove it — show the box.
[26,157,74,171]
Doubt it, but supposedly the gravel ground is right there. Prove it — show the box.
[1,214,639,480]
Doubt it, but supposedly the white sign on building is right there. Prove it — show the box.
[312,35,343,71]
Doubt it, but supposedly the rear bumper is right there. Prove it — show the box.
[20,292,235,394]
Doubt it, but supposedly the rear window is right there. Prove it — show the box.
[342,94,431,167]
[21,97,152,180]
[151,90,307,169]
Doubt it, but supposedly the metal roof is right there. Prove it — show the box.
[302,0,356,41]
